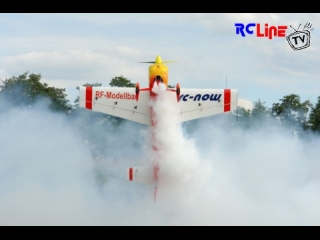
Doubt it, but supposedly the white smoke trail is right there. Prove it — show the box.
[0,101,101,225]
[148,83,212,202]
[1,89,320,225]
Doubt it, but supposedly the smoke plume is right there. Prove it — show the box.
[0,88,319,225]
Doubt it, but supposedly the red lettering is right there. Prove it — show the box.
[255,24,288,39]
[265,24,268,38]
[256,24,264,37]
[96,91,100,98]
[268,26,277,40]
[277,26,287,37]
[105,92,135,100]
[106,92,112,98]
[100,91,104,98]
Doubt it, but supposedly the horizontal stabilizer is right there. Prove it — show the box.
[127,166,154,184]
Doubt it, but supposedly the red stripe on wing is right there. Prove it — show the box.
[224,89,231,112]
[85,86,93,110]
[129,168,133,181]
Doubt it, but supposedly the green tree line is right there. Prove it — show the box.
[1,72,320,136]
[2,72,318,186]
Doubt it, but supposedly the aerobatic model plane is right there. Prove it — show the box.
[79,55,238,200]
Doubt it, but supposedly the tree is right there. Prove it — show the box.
[308,96,320,133]
[109,76,135,87]
[234,106,251,129]
[271,94,312,134]
[0,72,72,113]
[251,99,269,121]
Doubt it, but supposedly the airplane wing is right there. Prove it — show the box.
[176,88,238,123]
[79,86,151,125]
[79,86,237,125]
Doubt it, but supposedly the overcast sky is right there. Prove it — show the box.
[0,13,319,108]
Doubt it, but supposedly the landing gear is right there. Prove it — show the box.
[176,83,181,102]
[135,82,140,101]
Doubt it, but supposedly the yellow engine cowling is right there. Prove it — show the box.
[148,56,168,89]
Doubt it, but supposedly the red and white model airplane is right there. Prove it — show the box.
[79,55,238,200]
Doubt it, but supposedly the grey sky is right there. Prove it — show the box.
[0,13,319,108]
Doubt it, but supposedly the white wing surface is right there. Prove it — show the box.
[79,86,151,125]
[79,86,237,125]
[177,88,238,122]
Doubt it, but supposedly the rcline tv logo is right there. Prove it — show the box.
[286,23,313,51]
[235,23,288,39]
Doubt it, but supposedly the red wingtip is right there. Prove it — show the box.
[129,167,133,181]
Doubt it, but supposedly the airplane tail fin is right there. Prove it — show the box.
[127,166,154,184]
[154,186,158,202]
[127,166,159,201]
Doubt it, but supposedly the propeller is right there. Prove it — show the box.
[163,60,179,63]
[138,55,178,64]
[138,61,178,64]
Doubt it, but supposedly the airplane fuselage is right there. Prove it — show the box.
[148,55,169,98]
[147,56,169,188]
[78,55,238,201]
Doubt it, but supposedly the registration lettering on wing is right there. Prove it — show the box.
[179,94,222,102]
[95,91,135,100]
